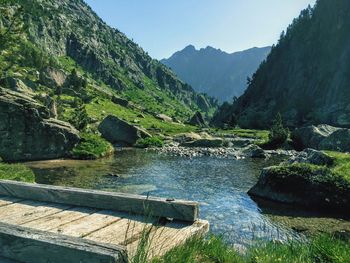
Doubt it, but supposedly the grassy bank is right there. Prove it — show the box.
[151,234,350,263]
[0,162,35,183]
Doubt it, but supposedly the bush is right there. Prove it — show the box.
[71,133,114,159]
[267,113,289,148]
[0,163,35,183]
[135,137,164,148]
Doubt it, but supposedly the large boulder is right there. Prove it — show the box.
[292,124,340,150]
[156,114,173,123]
[98,115,151,146]
[286,149,334,166]
[188,111,206,127]
[40,67,67,88]
[319,129,350,152]
[173,132,202,144]
[1,77,34,96]
[248,164,350,213]
[0,88,80,161]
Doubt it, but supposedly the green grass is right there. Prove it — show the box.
[135,137,164,148]
[0,162,35,183]
[86,98,197,136]
[71,133,114,159]
[212,128,269,141]
[151,234,350,263]
[326,151,350,183]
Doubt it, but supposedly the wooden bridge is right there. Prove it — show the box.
[0,180,209,263]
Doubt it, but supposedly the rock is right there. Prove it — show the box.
[319,129,350,152]
[248,164,350,213]
[181,138,224,148]
[250,146,267,159]
[173,132,202,144]
[196,94,210,112]
[40,67,67,87]
[292,124,340,150]
[98,115,151,145]
[287,149,334,166]
[111,96,129,107]
[1,77,34,95]
[156,114,173,122]
[0,88,80,161]
[188,111,206,127]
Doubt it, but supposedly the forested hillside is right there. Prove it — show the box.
[212,0,350,129]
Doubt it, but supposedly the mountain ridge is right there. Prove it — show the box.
[161,45,271,102]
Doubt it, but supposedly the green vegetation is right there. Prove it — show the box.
[135,137,164,148]
[71,133,114,160]
[267,113,289,147]
[0,162,35,183]
[326,151,350,183]
[151,234,350,263]
[213,128,269,142]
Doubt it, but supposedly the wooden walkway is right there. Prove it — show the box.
[0,180,209,263]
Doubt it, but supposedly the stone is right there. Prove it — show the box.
[319,129,350,152]
[286,149,334,166]
[292,124,340,150]
[111,96,129,107]
[180,138,224,148]
[1,77,34,96]
[173,132,202,144]
[248,165,350,213]
[0,88,80,162]
[156,114,173,122]
[242,144,267,158]
[40,67,67,87]
[188,111,206,127]
[98,115,151,146]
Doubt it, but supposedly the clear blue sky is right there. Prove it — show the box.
[84,0,316,59]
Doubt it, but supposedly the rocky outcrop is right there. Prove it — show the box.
[40,67,67,88]
[188,111,206,127]
[156,114,173,123]
[286,149,334,166]
[1,77,34,95]
[98,115,151,146]
[292,124,350,152]
[0,88,80,161]
[111,96,129,108]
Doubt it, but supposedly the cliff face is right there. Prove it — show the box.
[162,45,271,103]
[213,0,350,129]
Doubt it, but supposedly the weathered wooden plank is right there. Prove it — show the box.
[0,196,21,207]
[0,222,127,263]
[0,180,198,222]
[22,206,98,231]
[0,200,70,225]
[127,220,209,260]
[85,216,151,246]
[49,210,123,238]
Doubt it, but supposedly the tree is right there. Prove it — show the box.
[268,113,289,147]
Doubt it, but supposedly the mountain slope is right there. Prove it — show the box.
[161,45,271,102]
[0,0,216,128]
[212,0,350,128]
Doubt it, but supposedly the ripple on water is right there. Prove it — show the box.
[25,149,348,244]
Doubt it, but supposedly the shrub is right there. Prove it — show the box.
[71,133,114,159]
[135,137,164,148]
[267,113,289,148]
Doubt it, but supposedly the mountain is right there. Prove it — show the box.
[0,0,216,125]
[161,45,271,102]
[212,0,350,129]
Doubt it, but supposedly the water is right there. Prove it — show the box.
[25,149,347,244]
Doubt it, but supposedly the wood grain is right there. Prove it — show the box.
[0,180,198,222]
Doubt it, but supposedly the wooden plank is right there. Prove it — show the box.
[127,220,209,260]
[0,180,198,222]
[0,196,21,207]
[22,207,98,231]
[49,210,123,238]
[0,222,127,263]
[0,200,70,225]
[85,216,151,246]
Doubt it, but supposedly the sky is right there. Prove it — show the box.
[84,0,317,60]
